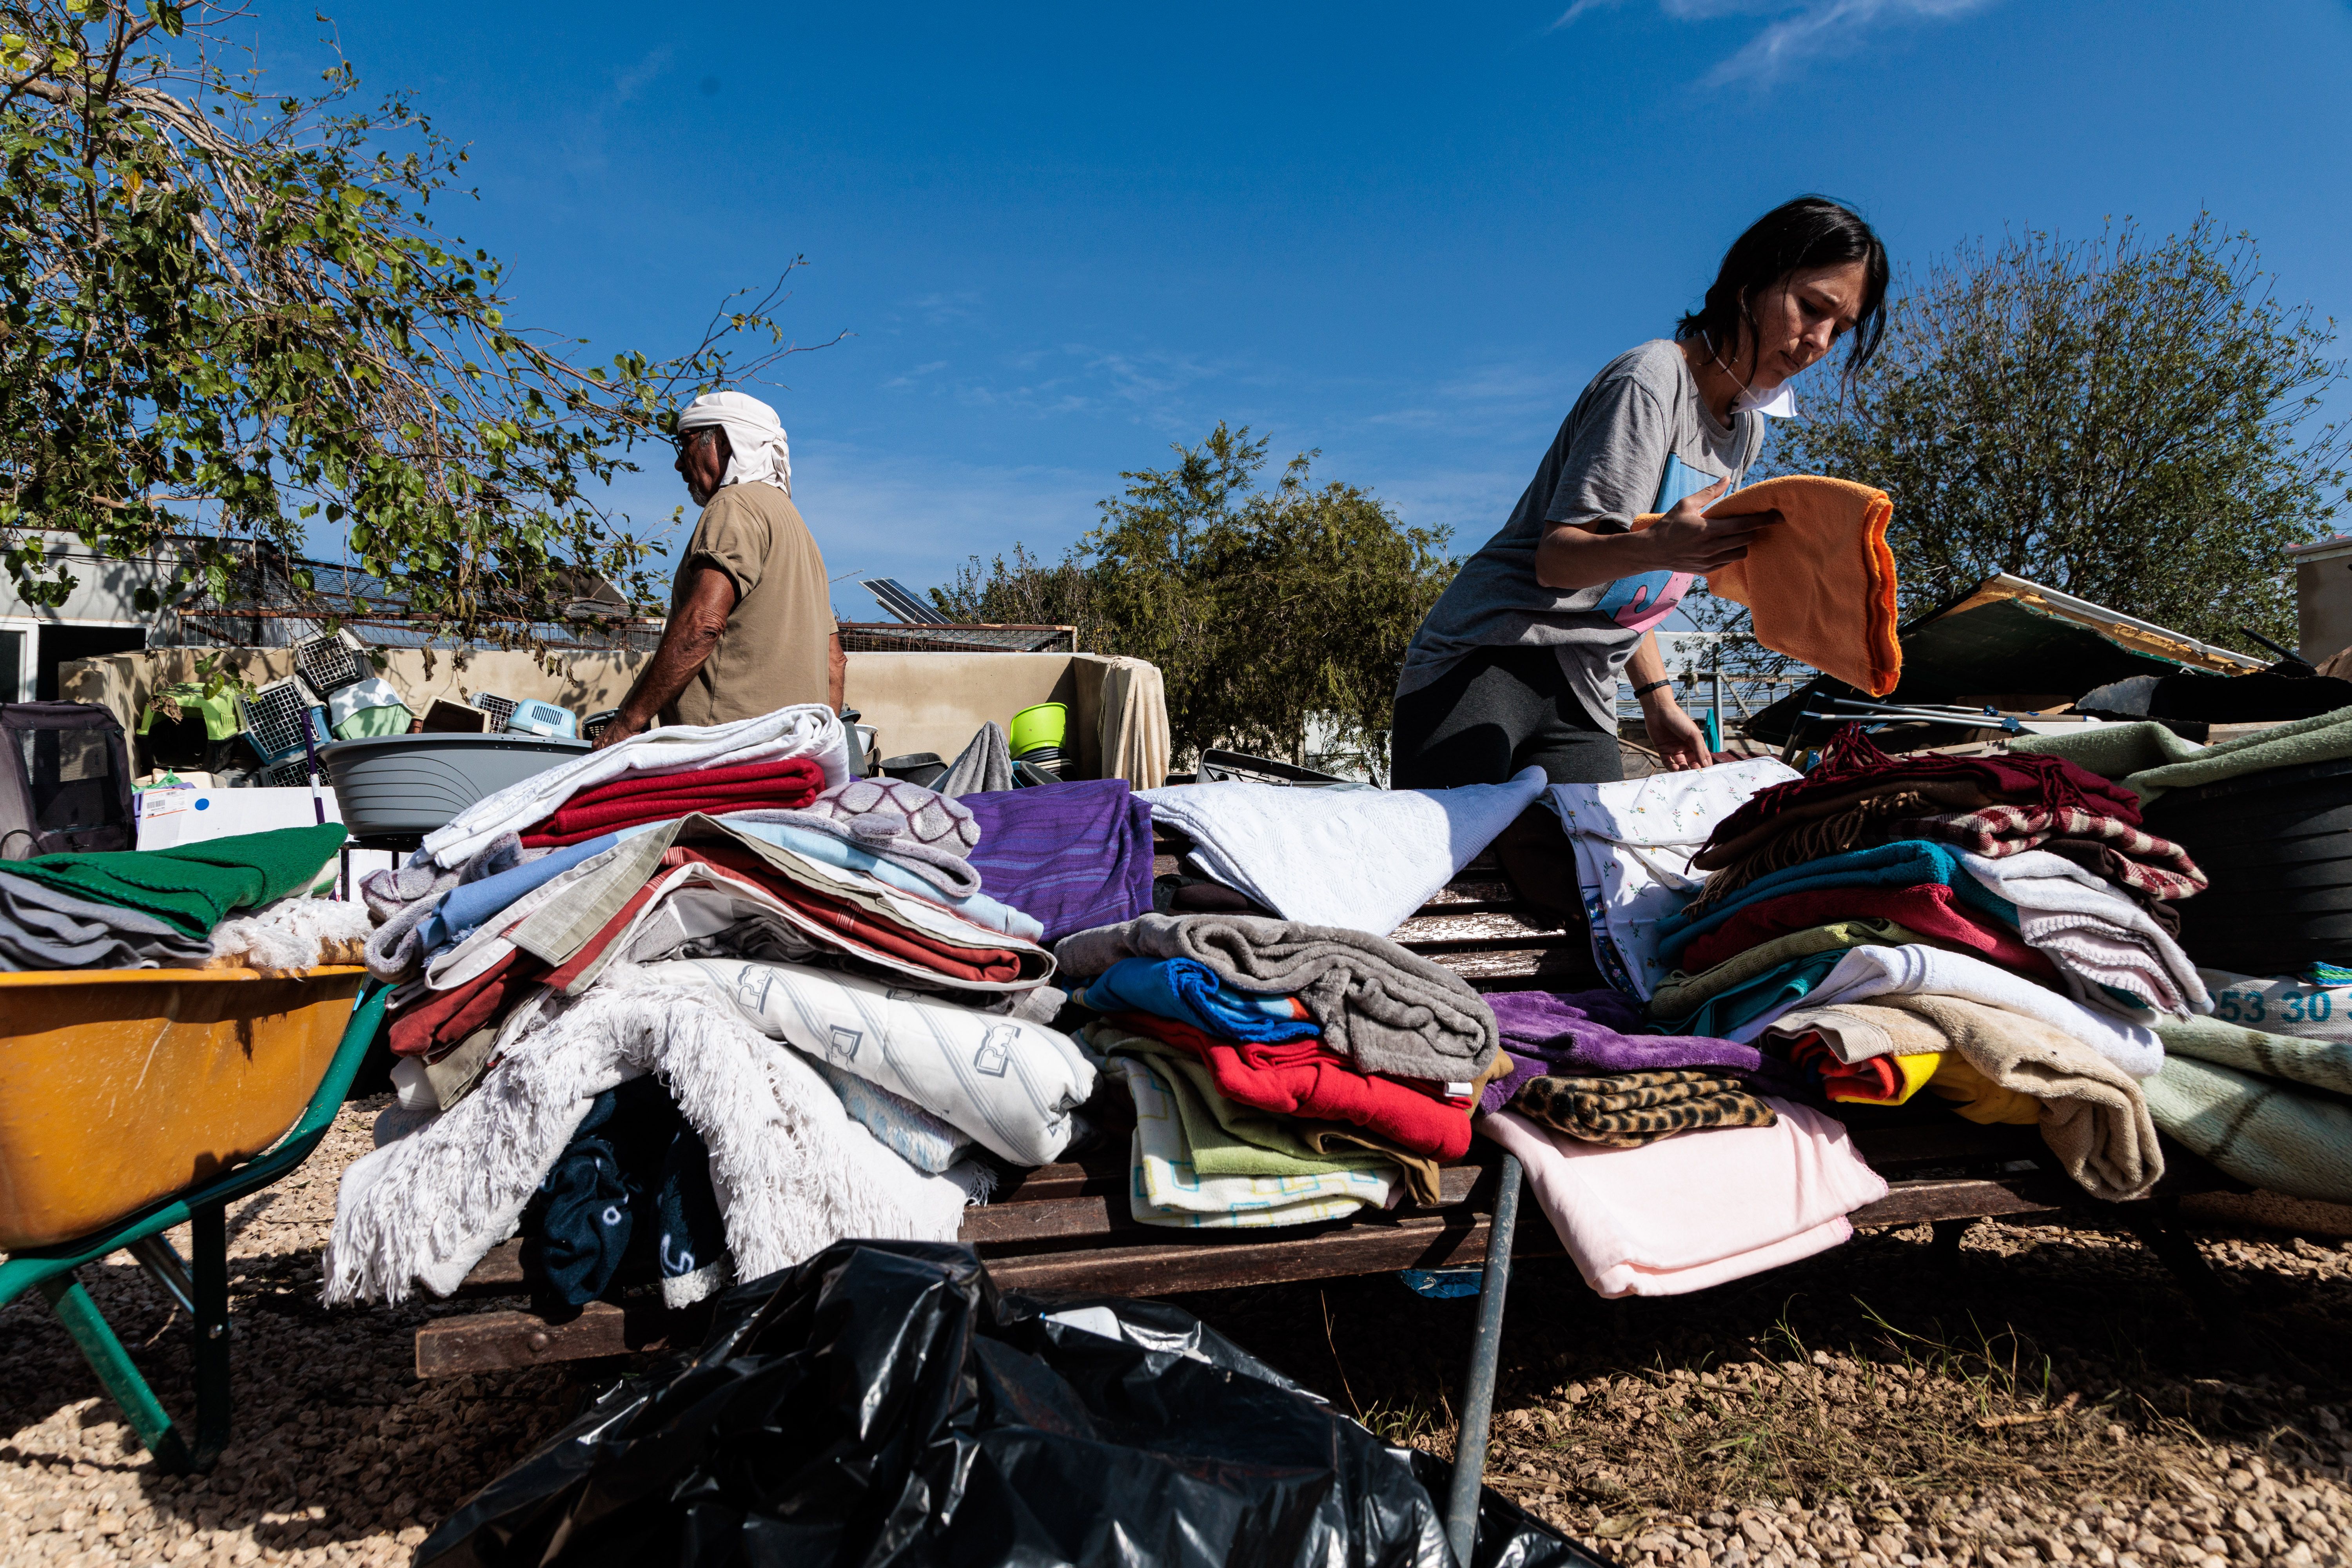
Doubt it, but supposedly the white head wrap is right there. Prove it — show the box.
[676,390,792,496]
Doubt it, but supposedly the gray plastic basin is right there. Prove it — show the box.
[318,733,592,838]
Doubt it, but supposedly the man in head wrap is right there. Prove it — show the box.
[596,390,844,746]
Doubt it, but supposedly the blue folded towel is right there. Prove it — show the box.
[1078,956,1318,1044]
[1655,839,2020,967]
[420,833,622,954]
[1651,947,1853,1039]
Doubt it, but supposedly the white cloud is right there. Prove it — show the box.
[1367,357,1578,430]
[1554,0,1998,85]
[879,359,950,389]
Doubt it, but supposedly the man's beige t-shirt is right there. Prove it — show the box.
[661,482,835,728]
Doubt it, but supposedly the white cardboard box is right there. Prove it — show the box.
[136,786,345,850]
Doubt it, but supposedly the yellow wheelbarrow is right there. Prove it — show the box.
[0,967,384,1473]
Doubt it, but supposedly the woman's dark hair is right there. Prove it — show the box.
[1676,195,1889,376]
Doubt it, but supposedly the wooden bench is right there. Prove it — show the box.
[405,850,2237,1557]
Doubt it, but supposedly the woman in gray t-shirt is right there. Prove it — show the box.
[1392,197,1889,788]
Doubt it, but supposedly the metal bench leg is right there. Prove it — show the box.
[1444,1152,1523,1565]
[38,1273,197,1475]
[2119,1196,2244,1345]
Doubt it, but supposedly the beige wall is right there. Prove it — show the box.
[844,652,1104,776]
[61,646,1170,788]
[60,646,653,737]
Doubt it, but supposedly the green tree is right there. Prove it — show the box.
[935,424,1454,772]
[1724,216,2347,650]
[0,1,826,638]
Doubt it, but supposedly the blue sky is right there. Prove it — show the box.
[281,0,2352,620]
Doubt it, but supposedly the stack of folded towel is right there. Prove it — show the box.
[1621,724,2207,1203]
[1056,913,1501,1227]
[329,706,1085,1315]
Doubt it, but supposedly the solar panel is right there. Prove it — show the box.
[860,578,938,624]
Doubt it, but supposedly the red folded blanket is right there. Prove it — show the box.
[1678,883,2058,980]
[1111,1013,1475,1161]
[389,949,548,1059]
[1701,727,2143,860]
[520,758,825,847]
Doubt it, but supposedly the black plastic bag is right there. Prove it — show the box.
[420,1240,1592,1568]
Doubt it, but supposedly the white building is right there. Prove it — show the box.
[0,533,183,704]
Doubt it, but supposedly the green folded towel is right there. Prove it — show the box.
[1097,1026,1396,1181]
[2013,705,2352,804]
[2156,1014,2352,1097]
[1,822,350,940]
[2143,1055,2352,1205]
[2008,721,2204,783]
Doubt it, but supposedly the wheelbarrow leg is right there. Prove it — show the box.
[190,1201,233,1467]
[1443,1152,1523,1566]
[38,1273,197,1475]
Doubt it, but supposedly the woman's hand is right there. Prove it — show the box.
[1638,475,1782,573]
[1534,476,1783,590]
[1642,689,1712,772]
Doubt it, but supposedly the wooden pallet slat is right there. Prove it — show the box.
[415,851,2183,1378]
[416,1299,676,1377]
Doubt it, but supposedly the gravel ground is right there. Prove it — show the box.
[5,1099,2350,1566]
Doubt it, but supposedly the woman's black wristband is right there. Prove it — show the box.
[1631,679,1673,701]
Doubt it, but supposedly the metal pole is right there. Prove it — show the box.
[1443,1152,1523,1564]
[1708,644,1726,753]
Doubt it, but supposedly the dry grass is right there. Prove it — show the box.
[1180,1217,2352,1562]
[8,1103,2352,1565]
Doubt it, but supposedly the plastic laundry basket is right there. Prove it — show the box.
[318,732,589,838]
[0,967,366,1250]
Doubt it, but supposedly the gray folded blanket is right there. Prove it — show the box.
[1055,912,1498,1082]
[0,869,212,970]
[361,833,529,982]
[2156,1014,2352,1096]
[2143,1055,2352,1205]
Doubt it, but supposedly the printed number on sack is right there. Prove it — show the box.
[2216,992,2266,1023]
[2216,989,2332,1025]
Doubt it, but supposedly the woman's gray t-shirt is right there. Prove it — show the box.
[1397,339,1763,728]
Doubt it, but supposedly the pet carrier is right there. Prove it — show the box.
[292,632,373,696]
[0,702,135,858]
[236,678,329,765]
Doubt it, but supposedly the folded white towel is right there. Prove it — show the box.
[1544,758,1801,999]
[419,702,851,869]
[1138,766,1547,936]
[1729,941,2166,1078]
[669,956,1096,1165]
[1957,849,2210,1019]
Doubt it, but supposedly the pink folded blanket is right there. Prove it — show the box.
[1481,1097,1887,1298]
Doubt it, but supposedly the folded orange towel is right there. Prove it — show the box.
[1635,475,1901,697]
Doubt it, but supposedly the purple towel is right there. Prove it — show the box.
[961,779,1156,945]
[1481,989,1766,1114]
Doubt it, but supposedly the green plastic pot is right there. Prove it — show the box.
[1009,701,1068,755]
